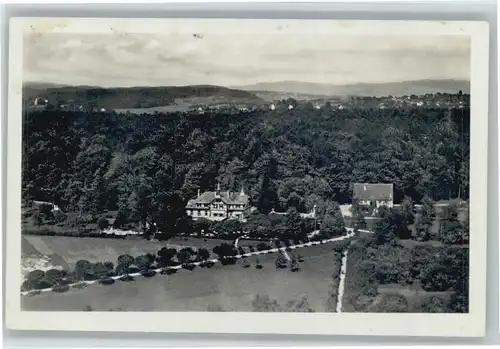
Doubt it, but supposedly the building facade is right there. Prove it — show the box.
[185,185,250,221]
[352,183,394,208]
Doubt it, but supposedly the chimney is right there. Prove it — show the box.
[216,183,221,198]
[240,186,245,196]
[197,189,200,198]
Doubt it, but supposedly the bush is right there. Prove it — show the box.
[99,278,116,285]
[119,275,134,282]
[27,270,45,282]
[73,260,92,280]
[256,243,271,251]
[53,210,67,223]
[72,282,87,289]
[220,257,237,265]
[182,263,196,271]
[52,284,70,293]
[275,254,289,269]
[117,254,134,267]
[200,261,215,268]
[98,217,110,230]
[127,265,141,274]
[141,269,156,278]
[135,255,154,270]
[242,259,251,268]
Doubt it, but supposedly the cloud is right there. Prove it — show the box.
[23,32,470,87]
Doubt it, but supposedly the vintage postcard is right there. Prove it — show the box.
[5,18,489,336]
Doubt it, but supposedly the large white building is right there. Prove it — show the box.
[185,184,250,221]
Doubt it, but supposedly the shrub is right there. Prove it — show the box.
[275,254,289,269]
[99,278,116,285]
[255,258,263,269]
[220,257,237,265]
[242,259,250,268]
[27,270,45,282]
[72,282,87,289]
[177,247,195,264]
[164,268,178,275]
[196,248,210,261]
[201,261,215,268]
[53,210,67,223]
[117,254,134,267]
[141,269,156,278]
[27,290,42,296]
[182,263,196,271]
[92,262,109,278]
[119,275,134,282]
[98,217,110,230]
[135,255,153,270]
[52,284,70,293]
[256,243,271,251]
[127,265,141,274]
[73,260,92,280]
[104,261,114,271]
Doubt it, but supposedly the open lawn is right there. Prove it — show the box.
[21,244,340,312]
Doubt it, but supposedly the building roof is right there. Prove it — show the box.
[186,190,249,209]
[353,183,393,202]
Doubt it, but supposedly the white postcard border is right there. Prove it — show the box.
[5,18,490,337]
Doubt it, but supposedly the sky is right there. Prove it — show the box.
[23,32,470,87]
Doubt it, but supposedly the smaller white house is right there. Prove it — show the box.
[269,104,276,111]
[352,183,394,209]
[288,104,294,110]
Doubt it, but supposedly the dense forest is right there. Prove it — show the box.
[22,94,470,235]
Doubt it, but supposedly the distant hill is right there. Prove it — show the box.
[236,79,470,98]
[22,84,265,110]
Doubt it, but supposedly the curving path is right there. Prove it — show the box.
[21,231,357,296]
[335,249,349,313]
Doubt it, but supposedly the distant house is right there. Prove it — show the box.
[32,200,61,212]
[269,104,276,111]
[185,184,250,222]
[288,104,294,110]
[33,97,48,106]
[352,183,394,209]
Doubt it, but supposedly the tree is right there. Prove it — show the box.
[117,254,134,267]
[439,205,465,245]
[212,243,237,259]
[177,247,195,264]
[98,217,110,230]
[275,254,289,269]
[401,196,415,226]
[351,203,367,230]
[73,260,92,280]
[374,207,396,245]
[196,248,210,261]
[157,247,177,266]
[415,196,435,241]
[282,207,303,241]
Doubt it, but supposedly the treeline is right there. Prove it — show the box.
[22,95,469,235]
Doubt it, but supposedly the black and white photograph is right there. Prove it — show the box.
[5,18,489,336]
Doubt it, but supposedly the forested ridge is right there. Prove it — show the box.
[22,93,470,232]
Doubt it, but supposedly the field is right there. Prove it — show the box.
[21,243,340,312]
